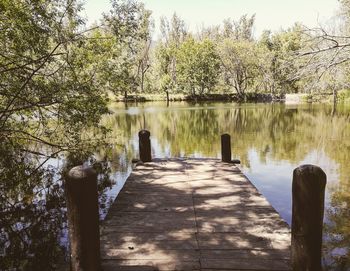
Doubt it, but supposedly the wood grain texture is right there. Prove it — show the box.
[101,158,291,271]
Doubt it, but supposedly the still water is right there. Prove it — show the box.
[1,102,349,270]
[102,101,350,270]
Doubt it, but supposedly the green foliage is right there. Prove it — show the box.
[324,185,350,270]
[176,38,220,96]
[218,39,258,97]
[338,89,350,103]
[222,14,255,41]
[102,0,153,96]
[257,24,304,94]
[154,44,170,93]
[0,0,109,146]
[0,0,150,268]
[152,13,188,96]
[151,14,312,99]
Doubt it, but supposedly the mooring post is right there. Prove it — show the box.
[139,129,152,162]
[292,164,326,271]
[221,134,231,162]
[65,166,101,271]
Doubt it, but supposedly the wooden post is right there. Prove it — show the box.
[292,164,326,271]
[65,166,101,271]
[221,134,231,162]
[139,129,151,162]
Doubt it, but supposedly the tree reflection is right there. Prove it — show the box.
[105,101,350,270]
[324,185,350,270]
[0,141,66,270]
[1,102,349,270]
[0,144,116,270]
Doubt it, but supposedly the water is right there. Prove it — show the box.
[1,101,349,270]
[103,101,350,270]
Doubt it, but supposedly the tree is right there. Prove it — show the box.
[293,0,350,101]
[136,39,152,93]
[0,0,113,269]
[0,0,109,156]
[222,14,255,41]
[218,39,258,97]
[176,38,220,96]
[154,44,172,101]
[257,25,304,94]
[102,0,153,99]
[133,6,153,94]
[159,13,188,89]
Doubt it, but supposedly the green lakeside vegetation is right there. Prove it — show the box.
[87,0,350,103]
[0,0,350,270]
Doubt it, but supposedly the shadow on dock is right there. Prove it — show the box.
[100,158,291,271]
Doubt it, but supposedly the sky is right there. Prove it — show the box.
[82,0,340,38]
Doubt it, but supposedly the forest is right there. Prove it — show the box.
[3,0,350,107]
[1,0,350,270]
[84,0,350,103]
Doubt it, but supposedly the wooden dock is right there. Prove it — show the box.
[100,158,291,271]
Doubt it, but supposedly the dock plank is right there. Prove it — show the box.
[101,158,291,270]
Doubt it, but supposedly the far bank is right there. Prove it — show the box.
[110,90,350,104]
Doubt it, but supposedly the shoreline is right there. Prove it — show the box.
[111,92,350,104]
[113,93,283,103]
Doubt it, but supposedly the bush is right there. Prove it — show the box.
[337,89,350,103]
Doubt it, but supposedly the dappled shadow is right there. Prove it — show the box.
[100,158,291,271]
[0,151,117,270]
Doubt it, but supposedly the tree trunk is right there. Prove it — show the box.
[124,90,128,101]
[333,88,337,104]
[200,85,205,96]
[166,90,169,103]
[332,88,337,116]
[141,72,144,93]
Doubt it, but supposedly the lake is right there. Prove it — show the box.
[102,101,349,270]
[1,101,349,270]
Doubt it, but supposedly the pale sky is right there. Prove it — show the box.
[82,0,340,38]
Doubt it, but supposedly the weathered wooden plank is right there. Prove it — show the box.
[102,259,200,270]
[101,158,291,271]
[101,250,200,263]
[196,212,289,233]
[101,249,200,260]
[193,194,271,210]
[123,181,191,192]
[100,232,198,252]
[103,212,196,226]
[201,259,290,270]
[199,249,290,259]
[197,233,272,250]
[108,193,194,213]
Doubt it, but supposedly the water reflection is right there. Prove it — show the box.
[1,102,349,270]
[104,101,350,270]
[0,148,126,270]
